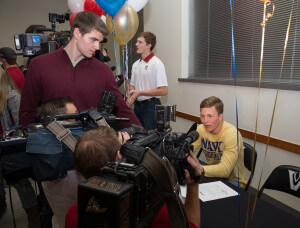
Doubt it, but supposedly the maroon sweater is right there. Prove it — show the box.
[19,47,141,127]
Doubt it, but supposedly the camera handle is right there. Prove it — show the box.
[142,148,190,228]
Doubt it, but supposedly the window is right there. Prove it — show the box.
[180,0,300,91]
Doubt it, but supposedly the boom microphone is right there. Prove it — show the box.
[184,130,199,145]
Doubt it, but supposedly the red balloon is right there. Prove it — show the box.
[69,12,78,27]
[84,0,104,17]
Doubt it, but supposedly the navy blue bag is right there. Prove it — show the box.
[1,125,85,182]
[26,127,84,182]
[0,137,32,182]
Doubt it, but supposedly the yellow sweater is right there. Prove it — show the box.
[192,121,247,188]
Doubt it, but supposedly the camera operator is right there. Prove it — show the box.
[37,96,130,228]
[63,126,122,228]
[36,96,77,123]
[19,11,141,128]
[32,96,79,228]
[65,128,201,228]
[25,24,47,34]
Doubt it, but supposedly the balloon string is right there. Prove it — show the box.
[229,0,241,225]
[122,47,128,101]
[122,2,129,101]
[245,1,267,226]
[124,1,129,101]
[246,0,275,222]
[290,1,299,81]
[251,1,292,222]
[246,1,268,224]
[111,17,119,75]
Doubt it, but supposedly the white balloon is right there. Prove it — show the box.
[101,15,106,25]
[68,0,85,13]
[128,0,149,12]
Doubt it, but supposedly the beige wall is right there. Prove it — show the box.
[144,0,300,211]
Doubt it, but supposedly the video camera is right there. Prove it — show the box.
[14,33,48,57]
[49,13,70,29]
[14,13,70,57]
[77,105,201,227]
[0,91,132,182]
[41,91,130,132]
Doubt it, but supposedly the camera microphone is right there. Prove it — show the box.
[184,130,199,145]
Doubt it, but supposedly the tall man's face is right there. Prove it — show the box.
[200,106,223,135]
[75,28,104,58]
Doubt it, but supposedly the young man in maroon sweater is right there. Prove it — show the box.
[19,11,141,128]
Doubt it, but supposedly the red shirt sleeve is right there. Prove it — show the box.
[65,203,197,228]
[65,203,78,228]
[151,204,197,228]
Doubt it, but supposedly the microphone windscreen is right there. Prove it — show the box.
[185,130,199,144]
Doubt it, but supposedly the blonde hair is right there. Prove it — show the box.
[0,67,20,115]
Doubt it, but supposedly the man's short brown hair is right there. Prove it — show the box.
[36,96,74,121]
[74,126,121,179]
[138,32,156,51]
[25,24,46,33]
[200,96,224,115]
[0,47,17,65]
[4,56,17,65]
[70,11,108,39]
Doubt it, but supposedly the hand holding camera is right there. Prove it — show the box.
[185,150,205,185]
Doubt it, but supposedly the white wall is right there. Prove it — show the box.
[144,0,300,211]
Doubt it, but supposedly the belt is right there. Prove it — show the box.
[135,97,158,105]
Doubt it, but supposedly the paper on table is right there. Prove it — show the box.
[180,181,238,202]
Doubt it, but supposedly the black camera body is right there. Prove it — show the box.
[14,33,48,57]
[77,105,200,227]
[0,91,129,182]
[78,161,163,228]
[14,13,70,57]
[49,13,70,28]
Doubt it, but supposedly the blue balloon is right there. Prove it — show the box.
[95,0,126,17]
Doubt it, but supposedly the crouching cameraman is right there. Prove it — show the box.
[65,126,201,228]
[37,97,130,228]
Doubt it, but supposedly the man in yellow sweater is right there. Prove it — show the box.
[192,96,246,188]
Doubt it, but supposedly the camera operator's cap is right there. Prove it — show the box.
[0,47,17,60]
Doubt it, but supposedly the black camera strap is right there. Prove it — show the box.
[141,148,190,228]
